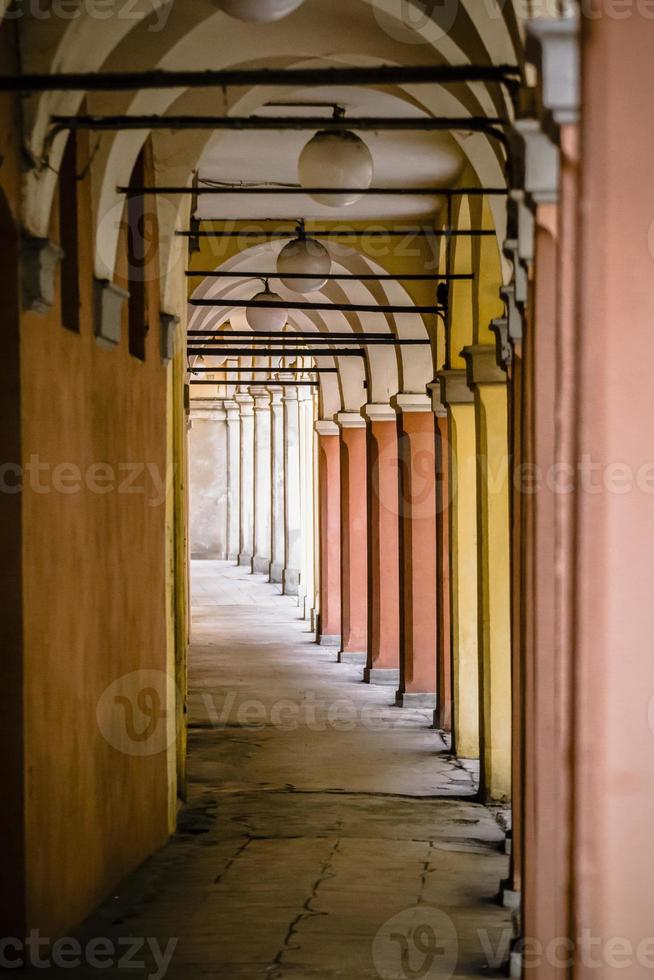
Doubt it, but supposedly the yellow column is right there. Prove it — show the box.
[438,370,479,761]
[463,345,511,802]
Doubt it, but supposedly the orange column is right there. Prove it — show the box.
[336,412,368,665]
[394,395,438,708]
[315,420,341,647]
[363,404,400,686]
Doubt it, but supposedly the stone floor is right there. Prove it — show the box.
[55,561,512,979]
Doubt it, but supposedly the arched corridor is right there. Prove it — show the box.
[70,559,511,979]
[2,3,654,978]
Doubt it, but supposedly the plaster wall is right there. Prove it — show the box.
[189,416,228,560]
[0,74,177,933]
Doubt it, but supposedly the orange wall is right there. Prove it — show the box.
[0,33,173,935]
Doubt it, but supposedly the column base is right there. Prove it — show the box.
[395,692,437,709]
[509,950,522,978]
[269,561,284,584]
[338,651,367,665]
[500,886,521,911]
[318,634,341,648]
[364,667,400,686]
[433,701,452,732]
[283,568,300,596]
[238,553,253,567]
[252,555,271,575]
[227,552,239,562]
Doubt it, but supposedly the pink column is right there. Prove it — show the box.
[315,421,341,647]
[394,395,438,708]
[521,204,561,975]
[363,404,400,686]
[336,412,368,665]
[572,11,654,974]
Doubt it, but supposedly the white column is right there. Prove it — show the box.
[298,385,316,620]
[235,392,254,567]
[269,385,285,584]
[225,399,240,562]
[251,387,272,575]
[188,400,228,560]
[282,383,302,595]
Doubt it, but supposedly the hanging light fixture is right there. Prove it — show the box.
[276,221,332,293]
[246,280,288,332]
[298,107,374,207]
[217,0,305,21]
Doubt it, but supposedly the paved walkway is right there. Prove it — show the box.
[66,561,512,980]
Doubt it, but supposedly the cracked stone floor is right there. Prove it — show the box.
[62,561,512,979]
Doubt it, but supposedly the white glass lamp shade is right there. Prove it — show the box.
[298,130,374,206]
[246,288,288,332]
[217,0,305,21]
[276,236,332,293]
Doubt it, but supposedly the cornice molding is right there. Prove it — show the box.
[515,116,560,206]
[189,399,227,422]
[527,16,580,126]
[392,392,432,414]
[426,382,447,417]
[22,236,63,314]
[315,420,339,437]
[160,312,180,364]
[489,318,512,372]
[363,403,397,422]
[436,369,474,406]
[336,411,366,429]
[461,344,507,387]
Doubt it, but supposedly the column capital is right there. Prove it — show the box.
[234,392,254,416]
[336,411,366,429]
[509,189,535,266]
[500,282,524,345]
[392,392,432,414]
[297,384,314,402]
[282,384,299,402]
[526,16,580,126]
[251,388,272,410]
[23,236,64,314]
[502,236,529,309]
[461,344,507,388]
[436,369,474,406]
[514,115,560,206]
[489,318,512,371]
[315,419,339,437]
[426,382,447,418]
[224,398,240,420]
[267,385,284,406]
[362,403,396,423]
